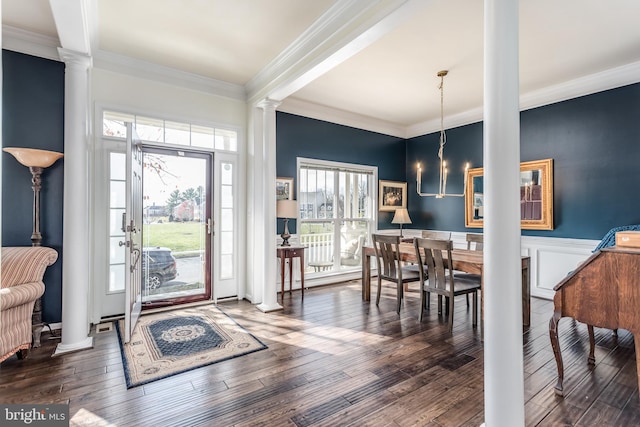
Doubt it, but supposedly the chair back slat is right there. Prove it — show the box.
[372,234,402,281]
[421,230,452,240]
[466,233,484,251]
[414,237,453,294]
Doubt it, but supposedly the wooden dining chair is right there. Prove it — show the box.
[371,234,421,314]
[461,233,483,306]
[466,233,484,251]
[414,237,481,333]
[422,230,452,240]
[405,230,453,275]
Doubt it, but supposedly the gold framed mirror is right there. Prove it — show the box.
[464,158,554,230]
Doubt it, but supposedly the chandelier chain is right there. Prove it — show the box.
[438,72,446,161]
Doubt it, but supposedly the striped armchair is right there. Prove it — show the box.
[1,246,58,362]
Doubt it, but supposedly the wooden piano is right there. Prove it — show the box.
[549,246,640,396]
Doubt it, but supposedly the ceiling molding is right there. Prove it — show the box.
[92,50,246,101]
[519,61,640,112]
[2,25,61,62]
[285,60,640,140]
[246,0,426,104]
[279,97,407,138]
[3,25,246,101]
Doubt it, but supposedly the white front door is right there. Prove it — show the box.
[123,123,143,343]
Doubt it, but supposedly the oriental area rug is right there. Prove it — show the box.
[116,305,267,388]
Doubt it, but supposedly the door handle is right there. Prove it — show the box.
[207,218,213,235]
[130,248,141,272]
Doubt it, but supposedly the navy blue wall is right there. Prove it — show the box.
[407,83,640,240]
[2,50,65,323]
[276,112,406,232]
[277,84,640,241]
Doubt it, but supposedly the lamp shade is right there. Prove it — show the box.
[391,208,412,224]
[277,200,298,219]
[3,147,63,168]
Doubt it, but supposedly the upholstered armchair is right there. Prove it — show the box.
[1,246,58,362]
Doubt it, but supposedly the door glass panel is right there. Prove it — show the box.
[109,264,125,293]
[135,117,164,142]
[141,150,211,303]
[108,152,126,292]
[191,125,214,149]
[165,121,191,146]
[215,129,238,151]
[219,162,234,280]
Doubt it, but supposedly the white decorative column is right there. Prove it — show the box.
[256,99,283,312]
[54,48,93,355]
[483,1,524,425]
[0,1,3,247]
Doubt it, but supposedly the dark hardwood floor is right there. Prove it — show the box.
[1,280,639,426]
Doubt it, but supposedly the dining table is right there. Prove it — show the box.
[361,242,531,326]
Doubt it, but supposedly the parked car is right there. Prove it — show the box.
[142,247,177,289]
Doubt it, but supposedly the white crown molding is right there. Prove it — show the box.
[302,60,640,139]
[405,107,484,139]
[3,26,245,101]
[519,61,640,112]
[279,97,407,138]
[2,25,61,62]
[92,50,246,101]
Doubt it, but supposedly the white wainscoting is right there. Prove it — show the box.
[275,231,600,300]
[518,235,599,299]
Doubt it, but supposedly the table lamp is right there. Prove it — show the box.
[391,208,411,238]
[3,147,64,246]
[276,200,298,246]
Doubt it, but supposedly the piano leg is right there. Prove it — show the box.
[635,335,640,398]
[549,313,565,396]
[587,325,596,365]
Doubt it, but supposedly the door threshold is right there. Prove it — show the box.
[141,299,215,316]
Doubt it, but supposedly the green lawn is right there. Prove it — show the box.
[143,221,205,253]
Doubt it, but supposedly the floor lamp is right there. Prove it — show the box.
[3,147,63,347]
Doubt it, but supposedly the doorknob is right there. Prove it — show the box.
[207,218,213,235]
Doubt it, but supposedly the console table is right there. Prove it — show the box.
[276,245,305,303]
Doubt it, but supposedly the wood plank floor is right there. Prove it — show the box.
[1,280,639,426]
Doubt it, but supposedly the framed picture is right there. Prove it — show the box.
[379,180,407,211]
[276,177,294,200]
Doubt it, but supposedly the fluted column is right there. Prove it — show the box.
[483,0,524,425]
[54,48,93,355]
[256,98,282,312]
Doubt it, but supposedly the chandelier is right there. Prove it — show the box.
[416,70,469,198]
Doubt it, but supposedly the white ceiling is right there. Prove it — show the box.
[3,0,640,138]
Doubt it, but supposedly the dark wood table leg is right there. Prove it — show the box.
[288,251,293,295]
[362,253,371,301]
[522,259,531,327]
[280,253,286,304]
[300,249,305,300]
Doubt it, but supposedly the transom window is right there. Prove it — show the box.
[103,111,238,152]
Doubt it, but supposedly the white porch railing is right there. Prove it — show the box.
[299,233,334,267]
